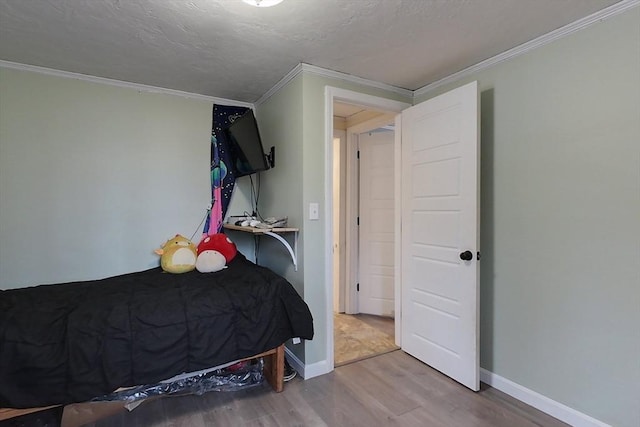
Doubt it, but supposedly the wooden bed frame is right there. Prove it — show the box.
[248,343,285,393]
[0,344,285,422]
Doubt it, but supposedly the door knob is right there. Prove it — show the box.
[459,250,473,261]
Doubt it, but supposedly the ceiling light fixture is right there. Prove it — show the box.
[242,0,284,7]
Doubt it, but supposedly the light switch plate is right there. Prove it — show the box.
[309,202,319,220]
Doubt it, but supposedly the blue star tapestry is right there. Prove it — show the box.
[203,104,249,235]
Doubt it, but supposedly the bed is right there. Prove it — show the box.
[0,252,313,412]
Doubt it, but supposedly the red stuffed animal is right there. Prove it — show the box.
[195,233,237,273]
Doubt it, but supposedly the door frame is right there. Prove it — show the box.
[324,87,410,372]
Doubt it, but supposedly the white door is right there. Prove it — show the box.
[400,81,480,391]
[358,130,395,316]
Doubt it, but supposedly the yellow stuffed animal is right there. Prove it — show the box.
[155,234,197,273]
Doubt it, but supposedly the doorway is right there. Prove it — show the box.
[332,101,401,366]
[323,83,480,392]
[323,86,410,373]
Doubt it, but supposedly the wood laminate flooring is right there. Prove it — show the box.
[87,350,568,427]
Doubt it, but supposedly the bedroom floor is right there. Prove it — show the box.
[86,350,568,427]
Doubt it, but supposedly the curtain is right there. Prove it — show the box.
[203,104,249,236]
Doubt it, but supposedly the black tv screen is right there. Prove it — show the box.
[225,110,270,177]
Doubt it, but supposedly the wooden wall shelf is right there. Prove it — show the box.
[223,224,299,271]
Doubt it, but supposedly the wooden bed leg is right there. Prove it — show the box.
[263,344,285,392]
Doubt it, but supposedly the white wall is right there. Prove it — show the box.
[0,68,213,288]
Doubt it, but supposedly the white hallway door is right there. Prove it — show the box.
[358,129,395,316]
[400,81,480,391]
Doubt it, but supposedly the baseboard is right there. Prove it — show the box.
[284,347,330,380]
[480,368,610,427]
[282,352,611,425]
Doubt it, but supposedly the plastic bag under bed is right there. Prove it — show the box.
[91,358,264,405]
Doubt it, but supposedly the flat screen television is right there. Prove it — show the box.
[225,110,273,177]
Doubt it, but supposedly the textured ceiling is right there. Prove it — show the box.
[0,0,623,103]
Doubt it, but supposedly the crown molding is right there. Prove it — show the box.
[300,63,413,98]
[414,0,640,98]
[254,62,413,107]
[3,0,636,108]
[254,63,305,107]
[0,60,254,108]
[258,1,638,106]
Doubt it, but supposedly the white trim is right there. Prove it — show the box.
[256,63,413,107]
[324,87,337,375]
[329,87,411,114]
[301,359,331,380]
[285,345,330,380]
[480,369,611,427]
[301,64,413,98]
[414,0,640,98]
[283,346,304,378]
[393,113,402,347]
[4,0,635,108]
[0,60,254,108]
[254,63,305,107]
[344,130,359,314]
[332,129,347,314]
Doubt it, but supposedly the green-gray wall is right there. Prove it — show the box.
[414,8,640,426]
[1,6,637,425]
[0,68,214,289]
[245,77,306,360]
[255,72,411,365]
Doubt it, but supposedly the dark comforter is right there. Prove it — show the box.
[0,253,313,408]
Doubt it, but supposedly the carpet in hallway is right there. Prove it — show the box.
[334,313,399,366]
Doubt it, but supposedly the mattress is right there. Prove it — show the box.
[0,253,313,408]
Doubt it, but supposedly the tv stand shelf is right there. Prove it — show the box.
[223,224,299,271]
